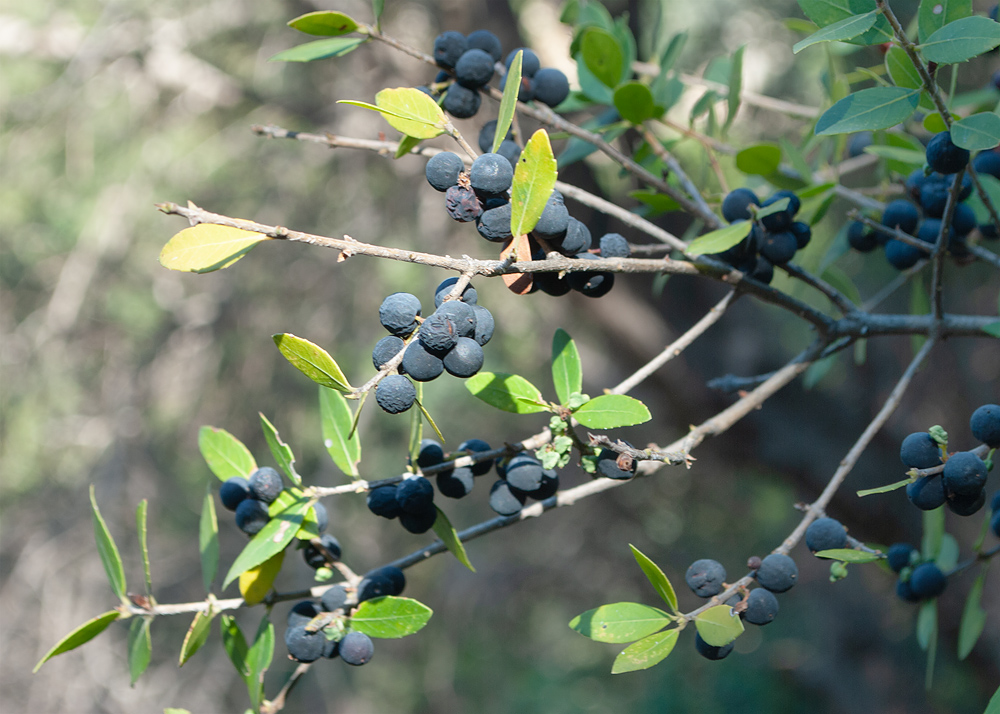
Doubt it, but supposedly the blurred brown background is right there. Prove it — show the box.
[2,0,998,712]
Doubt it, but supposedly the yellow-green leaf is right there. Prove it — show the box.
[179,609,215,666]
[694,603,745,647]
[288,11,360,36]
[431,507,475,572]
[33,610,121,672]
[511,129,559,237]
[159,224,267,273]
[239,550,286,606]
[339,88,447,140]
[611,629,679,674]
[686,221,753,257]
[273,333,353,392]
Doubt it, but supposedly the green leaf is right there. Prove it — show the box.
[569,602,672,643]
[793,10,879,53]
[394,134,422,159]
[685,221,753,257]
[820,265,861,307]
[245,616,274,711]
[375,87,448,139]
[273,333,352,392]
[614,82,655,124]
[288,11,360,36]
[658,32,688,73]
[33,610,121,672]
[863,145,927,166]
[922,507,945,561]
[408,382,423,465]
[350,596,433,638]
[724,45,745,134]
[650,72,685,115]
[814,549,881,563]
[950,112,1000,151]
[222,495,310,588]
[629,189,680,216]
[935,533,960,571]
[371,0,384,25]
[259,413,299,486]
[136,499,152,595]
[269,36,366,63]
[127,617,152,686]
[199,485,218,592]
[917,599,937,651]
[466,372,548,414]
[179,609,215,666]
[220,614,250,679]
[796,0,892,45]
[432,506,475,572]
[511,129,559,237]
[920,16,1000,64]
[90,485,126,602]
[695,604,745,647]
[551,329,583,406]
[885,47,923,90]
[629,545,678,613]
[159,224,267,273]
[494,51,522,154]
[986,685,1000,714]
[815,87,920,135]
[918,0,973,43]
[580,27,625,88]
[755,197,791,220]
[611,629,679,674]
[735,143,782,175]
[416,397,445,443]
[967,174,1000,224]
[857,478,910,497]
[198,426,256,482]
[573,394,651,429]
[320,387,361,478]
[575,53,615,104]
[961,580,991,660]
[164,709,192,714]
[983,321,1000,338]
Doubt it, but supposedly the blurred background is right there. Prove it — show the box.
[2,0,998,712]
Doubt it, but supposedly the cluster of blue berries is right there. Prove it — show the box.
[283,565,405,665]
[684,553,797,660]
[903,404,998,517]
[422,31,570,120]
[887,544,948,602]
[716,187,812,284]
[848,138,1000,268]
[373,279,495,414]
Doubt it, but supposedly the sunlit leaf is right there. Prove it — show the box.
[159,224,267,273]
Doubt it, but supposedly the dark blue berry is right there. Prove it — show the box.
[942,451,988,496]
[755,553,798,593]
[443,83,481,118]
[847,132,872,158]
[789,221,811,249]
[235,498,270,536]
[504,453,544,492]
[339,631,374,666]
[477,201,512,242]
[220,477,250,511]
[881,200,920,235]
[443,337,484,377]
[948,489,986,516]
[400,341,445,382]
[489,479,525,515]
[437,466,475,498]
[320,584,349,612]
[303,534,342,569]
[497,140,522,168]
[288,600,322,627]
[399,502,437,533]
[906,475,947,510]
[887,543,916,573]
[971,404,1000,447]
[417,439,445,469]
[311,501,328,533]
[847,221,877,252]
[433,277,477,307]
[599,233,630,258]
[455,48,495,89]
[695,632,733,660]
[909,562,947,599]
[900,432,942,469]
[425,152,464,192]
[248,467,283,504]
[444,185,483,222]
[533,191,570,238]
[285,625,326,663]
[470,153,514,197]
[533,67,570,107]
[375,375,416,414]
[758,231,798,265]
[379,293,421,336]
[721,188,759,222]
[433,31,467,69]
[686,559,726,597]
[458,438,494,475]
[397,476,434,513]
[919,174,949,218]
[973,150,1000,180]
[743,588,779,626]
[804,517,847,553]
[926,131,969,174]
[372,335,404,370]
[595,447,636,480]
[466,29,502,63]
[885,239,924,270]
[367,484,401,519]
[557,217,592,255]
[505,48,540,77]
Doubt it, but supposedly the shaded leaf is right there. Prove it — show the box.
[950,112,1000,151]
[920,16,1000,64]
[935,533,960,572]
[198,426,256,482]
[350,596,433,638]
[569,602,672,643]
[611,629,679,674]
[33,610,121,672]
[223,496,309,588]
[724,45,745,134]
[136,499,152,596]
[179,609,215,666]
[288,11,360,36]
[815,87,920,135]
[90,485,126,602]
[260,413,299,486]
[922,506,945,561]
[199,485,219,592]
[685,221,753,257]
[694,604,745,647]
[269,36,366,63]
[239,550,285,606]
[614,82,655,124]
[220,614,250,679]
[658,32,688,73]
[917,599,937,651]
[127,617,152,686]
[511,129,559,238]
[580,27,625,88]
[245,616,274,712]
[273,333,352,392]
[629,189,680,216]
[320,387,361,478]
[885,46,923,90]
[394,134,422,159]
[629,545,678,613]
[918,0,973,43]
[814,549,881,563]
[863,145,926,165]
[573,394,651,429]
[466,372,548,414]
[159,225,267,273]
[551,328,583,406]
[432,507,475,572]
[793,10,879,53]
[796,0,892,45]
[494,51,522,154]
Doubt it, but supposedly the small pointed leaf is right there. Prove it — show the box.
[269,36,366,63]
[198,426,256,482]
[611,629,679,674]
[814,549,881,563]
[273,333,352,392]
[569,602,672,643]
[815,87,920,135]
[957,570,987,660]
[223,496,309,588]
[792,10,879,53]
[159,225,267,273]
[629,545,678,612]
[179,609,215,666]
[136,499,152,596]
[90,485,126,602]
[551,329,583,405]
[127,617,152,686]
[573,394,651,429]
[259,413,299,486]
[320,387,361,478]
[493,52,522,154]
[33,610,121,672]
[466,372,548,414]
[288,11,360,36]
[511,129,559,238]
[920,16,1000,64]
[349,596,433,638]
[685,221,753,257]
[432,507,475,572]
[199,485,219,592]
[239,550,286,606]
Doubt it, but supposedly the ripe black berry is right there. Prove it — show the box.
[532,67,570,107]
[466,29,502,62]
[847,221,877,252]
[505,48,540,77]
[417,439,445,469]
[685,559,726,597]
[458,438,494,475]
[504,453,544,492]
[455,48,495,89]
[288,600,322,628]
[379,293,422,337]
[399,502,437,533]
[721,188,760,222]
[434,277,478,307]
[425,152,464,192]
[311,502,328,533]
[887,543,916,573]
[443,337,485,377]
[906,475,947,510]
[437,466,475,498]
[909,562,947,599]
[433,31,467,69]
[419,313,460,353]
[436,299,477,337]
[789,221,811,249]
[284,625,326,663]
[947,489,985,516]
[971,404,1000,447]
[372,335,404,370]
[533,469,560,500]
[397,476,434,513]
[470,153,514,198]
[885,239,924,270]
[375,375,416,414]
[919,174,949,218]
[942,451,988,497]
[755,553,798,593]
[248,467,283,503]
[532,192,570,238]
[758,231,798,265]
[557,217,592,255]
[478,120,513,154]
[804,517,848,553]
[925,131,969,174]
[339,631,375,666]
[444,185,483,222]
[367,484,401,518]
[497,140,521,168]
[320,584,349,612]
[401,341,445,382]
[694,632,734,660]
[235,498,270,536]
[477,201,513,242]
[443,83,481,119]
[471,305,495,346]
[599,233,630,258]
[220,477,250,511]
[900,432,942,469]
[303,533,342,569]
[881,200,920,235]
[595,447,636,480]
[743,588,779,626]
[973,151,1000,180]
[489,479,526,515]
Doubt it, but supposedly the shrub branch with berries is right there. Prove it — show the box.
[33,1,1000,712]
